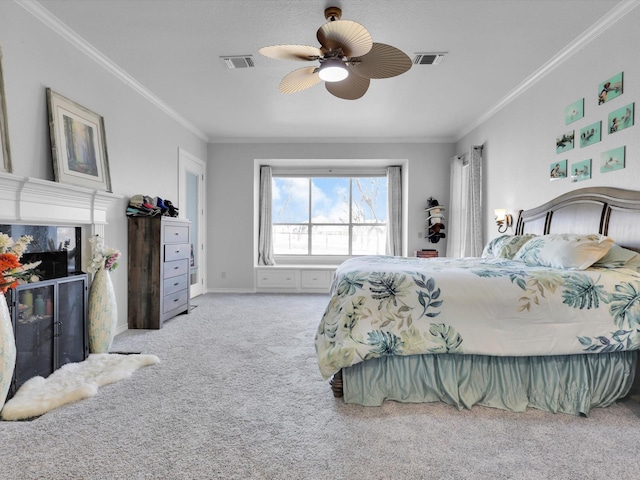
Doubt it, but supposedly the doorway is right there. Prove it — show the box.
[178,148,206,297]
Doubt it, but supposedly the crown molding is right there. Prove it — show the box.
[209,136,457,144]
[16,0,209,142]
[455,0,640,142]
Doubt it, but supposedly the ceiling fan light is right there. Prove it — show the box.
[318,58,349,82]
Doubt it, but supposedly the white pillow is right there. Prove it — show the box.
[592,244,640,268]
[513,234,613,270]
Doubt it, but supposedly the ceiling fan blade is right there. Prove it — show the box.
[348,43,412,79]
[259,45,323,61]
[317,20,372,58]
[279,67,322,94]
[325,74,370,100]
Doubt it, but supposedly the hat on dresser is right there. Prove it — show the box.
[129,194,144,208]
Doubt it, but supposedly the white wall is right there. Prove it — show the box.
[456,6,640,246]
[207,142,454,291]
[0,2,207,330]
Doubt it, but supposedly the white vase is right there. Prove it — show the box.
[88,268,118,353]
[0,293,16,410]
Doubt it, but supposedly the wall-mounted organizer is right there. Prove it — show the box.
[425,197,446,243]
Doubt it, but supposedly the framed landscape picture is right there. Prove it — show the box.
[556,130,574,154]
[550,160,567,181]
[600,146,625,173]
[565,98,584,125]
[598,72,623,105]
[0,47,11,173]
[579,121,601,148]
[46,88,112,192]
[608,102,634,134]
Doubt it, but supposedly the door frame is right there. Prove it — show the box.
[178,147,206,297]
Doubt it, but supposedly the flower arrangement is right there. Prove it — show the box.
[87,235,120,273]
[0,233,41,294]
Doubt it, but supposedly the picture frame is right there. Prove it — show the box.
[46,88,111,192]
[608,102,634,134]
[565,98,584,125]
[571,159,591,183]
[556,130,574,154]
[579,121,601,148]
[600,146,625,173]
[0,47,11,173]
[598,72,623,105]
[550,159,567,181]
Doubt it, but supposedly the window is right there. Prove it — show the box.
[272,175,387,256]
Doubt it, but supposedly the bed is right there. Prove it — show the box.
[315,187,640,415]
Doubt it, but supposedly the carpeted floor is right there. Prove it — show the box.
[1,293,640,480]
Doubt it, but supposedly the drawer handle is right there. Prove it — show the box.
[174,232,179,236]
[174,282,179,286]
[175,250,180,253]
[174,266,179,270]
[173,298,179,303]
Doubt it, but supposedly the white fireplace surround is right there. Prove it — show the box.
[0,172,123,269]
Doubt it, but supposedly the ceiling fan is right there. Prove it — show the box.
[259,7,412,100]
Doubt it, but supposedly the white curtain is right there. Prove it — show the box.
[386,166,402,256]
[258,165,275,265]
[446,146,483,258]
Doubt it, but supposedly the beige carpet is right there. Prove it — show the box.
[1,293,640,479]
[1,353,160,421]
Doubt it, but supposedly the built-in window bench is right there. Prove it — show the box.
[255,265,338,293]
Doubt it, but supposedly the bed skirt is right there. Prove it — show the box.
[340,352,637,415]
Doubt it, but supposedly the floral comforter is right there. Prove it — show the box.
[315,255,640,379]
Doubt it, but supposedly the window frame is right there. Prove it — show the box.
[272,171,388,259]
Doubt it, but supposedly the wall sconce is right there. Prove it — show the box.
[494,209,512,233]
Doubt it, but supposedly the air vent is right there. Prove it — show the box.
[221,55,255,69]
[413,53,446,65]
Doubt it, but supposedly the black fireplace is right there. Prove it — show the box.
[0,224,81,278]
[2,224,87,400]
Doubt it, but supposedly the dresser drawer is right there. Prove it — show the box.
[164,259,189,279]
[164,224,189,244]
[163,274,189,296]
[164,243,190,262]
[163,290,188,314]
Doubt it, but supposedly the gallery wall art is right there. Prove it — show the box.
[565,98,584,125]
[600,146,625,173]
[551,71,632,183]
[550,159,567,181]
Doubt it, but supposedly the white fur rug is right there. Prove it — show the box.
[1,353,160,421]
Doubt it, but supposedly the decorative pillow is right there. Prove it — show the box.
[624,254,640,272]
[481,235,511,258]
[513,234,614,270]
[495,234,537,259]
[482,234,536,259]
[592,244,640,268]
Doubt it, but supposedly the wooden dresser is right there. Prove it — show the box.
[128,216,191,329]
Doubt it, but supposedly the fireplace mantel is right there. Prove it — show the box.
[0,172,122,226]
[0,172,123,274]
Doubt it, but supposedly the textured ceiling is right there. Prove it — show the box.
[34,0,628,142]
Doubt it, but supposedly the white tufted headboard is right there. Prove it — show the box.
[515,187,640,252]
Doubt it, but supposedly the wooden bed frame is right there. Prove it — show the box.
[330,186,640,398]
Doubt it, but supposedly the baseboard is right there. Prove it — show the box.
[205,287,256,294]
